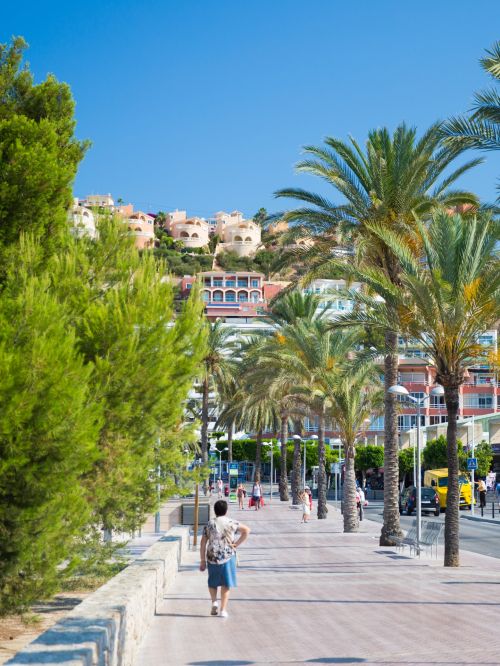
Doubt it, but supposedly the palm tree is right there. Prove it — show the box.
[200,321,236,490]
[337,210,500,564]
[324,365,383,532]
[443,41,500,155]
[276,123,480,545]
[261,318,359,516]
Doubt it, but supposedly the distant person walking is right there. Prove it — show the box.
[251,481,262,510]
[496,480,500,508]
[217,478,223,499]
[237,483,246,510]
[477,478,487,508]
[199,500,250,619]
[300,490,311,523]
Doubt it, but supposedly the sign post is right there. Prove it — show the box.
[229,462,238,503]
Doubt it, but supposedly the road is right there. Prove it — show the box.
[354,500,500,559]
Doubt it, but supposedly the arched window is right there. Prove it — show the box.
[191,232,199,238]
[203,291,210,302]
[234,235,243,242]
[238,290,248,302]
[135,227,142,232]
[245,236,252,242]
[180,231,189,238]
[225,290,236,302]
[250,291,260,303]
[213,290,223,302]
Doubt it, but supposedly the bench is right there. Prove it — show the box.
[389,519,443,558]
[419,521,443,558]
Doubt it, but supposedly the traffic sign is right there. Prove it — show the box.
[331,463,340,474]
[467,457,478,471]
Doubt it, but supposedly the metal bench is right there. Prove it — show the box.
[419,521,443,558]
[389,519,418,555]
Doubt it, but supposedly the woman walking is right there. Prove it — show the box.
[199,500,250,618]
[237,483,246,510]
[300,490,311,523]
[251,480,262,510]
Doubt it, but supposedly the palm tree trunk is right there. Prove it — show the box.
[292,435,301,505]
[255,428,263,482]
[343,441,359,533]
[279,413,289,501]
[201,376,210,494]
[380,328,402,545]
[317,413,328,519]
[443,382,461,567]
[227,420,234,462]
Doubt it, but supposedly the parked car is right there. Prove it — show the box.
[399,486,440,516]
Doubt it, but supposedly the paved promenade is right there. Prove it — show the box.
[136,501,500,666]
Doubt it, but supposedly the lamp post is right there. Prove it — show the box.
[388,383,445,553]
[193,455,202,549]
[293,434,305,491]
[209,442,228,482]
[263,442,274,501]
[310,434,318,490]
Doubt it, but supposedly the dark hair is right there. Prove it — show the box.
[214,500,228,517]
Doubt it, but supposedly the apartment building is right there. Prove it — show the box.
[127,211,155,249]
[167,210,210,249]
[69,202,98,239]
[180,271,285,320]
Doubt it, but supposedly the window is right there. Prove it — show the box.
[398,415,425,430]
[429,415,448,425]
[462,394,493,409]
[213,279,223,287]
[238,291,248,302]
[409,392,425,401]
[251,279,259,288]
[430,395,445,407]
[237,279,248,288]
[225,280,236,287]
[212,290,223,302]
[202,291,210,302]
[186,283,192,290]
[478,334,494,346]
[250,291,260,303]
[225,291,236,302]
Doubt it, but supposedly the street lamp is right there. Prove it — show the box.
[388,383,445,553]
[309,434,318,490]
[209,441,228,480]
[263,441,274,501]
[293,434,307,490]
[331,438,342,506]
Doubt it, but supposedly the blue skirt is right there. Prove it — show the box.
[207,555,237,589]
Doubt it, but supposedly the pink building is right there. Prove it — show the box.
[180,271,286,320]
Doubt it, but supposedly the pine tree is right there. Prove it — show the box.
[0,37,87,251]
[0,237,100,613]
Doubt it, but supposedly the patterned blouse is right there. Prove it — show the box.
[203,517,240,564]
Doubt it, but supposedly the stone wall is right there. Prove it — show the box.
[7,526,190,666]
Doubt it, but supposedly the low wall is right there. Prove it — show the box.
[7,526,190,666]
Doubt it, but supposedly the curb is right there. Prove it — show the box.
[461,514,500,526]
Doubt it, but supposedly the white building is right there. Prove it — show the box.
[68,202,97,239]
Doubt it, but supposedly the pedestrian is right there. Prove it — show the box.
[300,490,311,523]
[305,486,313,512]
[237,483,246,510]
[496,480,500,508]
[251,480,262,510]
[477,478,487,508]
[216,478,223,499]
[199,500,250,619]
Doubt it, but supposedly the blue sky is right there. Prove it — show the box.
[2,0,500,217]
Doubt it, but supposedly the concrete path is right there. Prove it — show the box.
[135,502,500,666]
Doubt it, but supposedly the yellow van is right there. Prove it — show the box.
[423,468,473,510]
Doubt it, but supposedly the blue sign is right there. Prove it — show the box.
[467,458,478,471]
[229,462,238,470]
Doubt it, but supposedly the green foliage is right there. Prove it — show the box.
[217,250,257,272]
[355,445,384,472]
[253,207,268,227]
[422,436,466,470]
[152,246,213,275]
[0,240,100,612]
[0,219,207,612]
[472,440,494,477]
[398,447,416,479]
[0,37,87,251]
